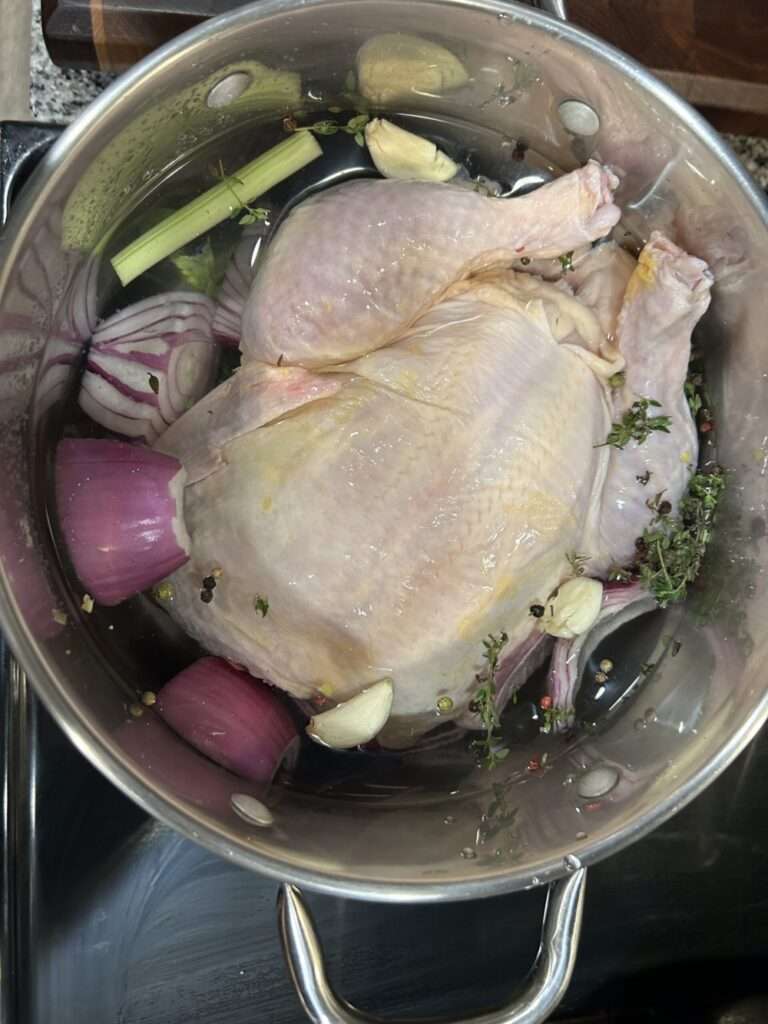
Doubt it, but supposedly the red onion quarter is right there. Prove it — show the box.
[55,439,190,606]
[156,657,299,785]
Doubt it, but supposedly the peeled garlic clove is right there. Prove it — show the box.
[356,33,468,105]
[307,679,394,749]
[541,578,603,639]
[364,119,459,183]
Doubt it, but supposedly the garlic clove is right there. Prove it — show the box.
[356,33,468,105]
[364,119,459,183]
[307,679,394,749]
[541,577,603,639]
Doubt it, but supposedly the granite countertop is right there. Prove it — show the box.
[28,9,768,190]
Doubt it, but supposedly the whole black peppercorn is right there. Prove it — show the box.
[202,575,217,591]
[529,604,545,618]
[200,589,214,604]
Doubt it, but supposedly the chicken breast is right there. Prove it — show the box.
[160,272,617,742]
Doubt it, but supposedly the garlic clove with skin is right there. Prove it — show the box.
[356,33,469,105]
[307,679,394,749]
[364,119,459,183]
[540,577,603,640]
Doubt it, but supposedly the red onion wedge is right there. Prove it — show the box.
[79,291,218,443]
[156,657,299,785]
[545,582,657,732]
[55,439,190,606]
[212,224,270,347]
[115,709,258,814]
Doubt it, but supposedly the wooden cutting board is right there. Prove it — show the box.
[41,0,768,135]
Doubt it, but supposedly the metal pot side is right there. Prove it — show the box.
[0,0,766,904]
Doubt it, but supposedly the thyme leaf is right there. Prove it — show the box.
[287,112,370,140]
[685,370,704,418]
[596,397,672,450]
[469,631,509,770]
[539,705,569,734]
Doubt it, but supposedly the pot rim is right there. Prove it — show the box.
[2,0,767,903]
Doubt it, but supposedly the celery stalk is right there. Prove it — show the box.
[111,132,322,287]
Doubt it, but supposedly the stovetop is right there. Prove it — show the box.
[2,120,768,1024]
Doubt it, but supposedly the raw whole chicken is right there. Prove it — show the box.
[156,160,712,745]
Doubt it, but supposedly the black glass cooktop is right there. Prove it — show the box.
[2,120,768,1024]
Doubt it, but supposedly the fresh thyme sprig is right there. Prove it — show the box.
[470,631,509,770]
[685,372,703,417]
[637,468,726,607]
[285,112,370,147]
[596,397,672,450]
[684,364,714,431]
[213,160,270,225]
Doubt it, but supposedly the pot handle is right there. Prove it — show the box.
[278,867,586,1024]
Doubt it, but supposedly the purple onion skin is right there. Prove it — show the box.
[156,657,299,785]
[544,580,649,729]
[55,439,189,606]
[213,224,268,347]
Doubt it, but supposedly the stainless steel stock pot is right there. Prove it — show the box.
[0,1,766,1020]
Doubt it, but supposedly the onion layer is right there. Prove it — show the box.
[55,439,190,606]
[79,291,218,443]
[545,582,655,731]
[156,657,299,784]
[213,224,269,347]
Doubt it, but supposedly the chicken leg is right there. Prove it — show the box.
[241,161,620,367]
[596,232,713,570]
